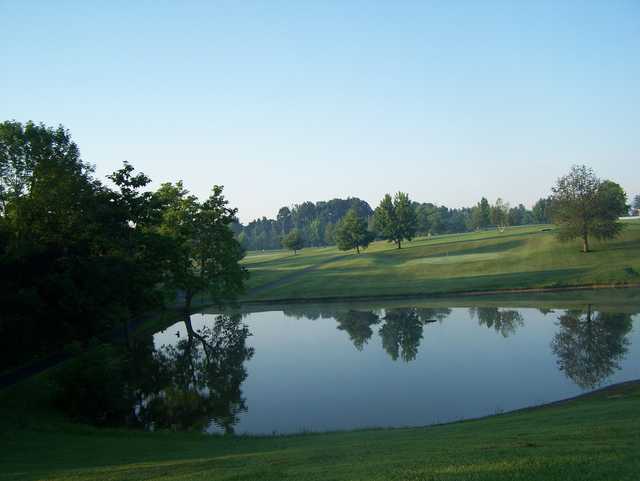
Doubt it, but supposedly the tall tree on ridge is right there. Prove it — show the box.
[374,192,418,249]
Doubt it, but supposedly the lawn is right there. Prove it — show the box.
[241,222,640,302]
[2,376,639,481]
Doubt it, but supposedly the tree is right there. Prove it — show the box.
[276,206,293,235]
[490,198,509,230]
[323,222,335,245]
[470,197,491,230]
[550,165,628,252]
[373,192,418,249]
[334,207,374,254]
[282,228,304,254]
[154,183,247,312]
[0,122,182,369]
[532,197,552,224]
[633,195,640,215]
[306,218,323,247]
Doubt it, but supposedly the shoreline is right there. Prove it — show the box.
[239,282,640,306]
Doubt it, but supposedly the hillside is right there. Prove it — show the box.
[241,221,640,302]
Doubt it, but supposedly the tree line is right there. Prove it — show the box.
[0,121,246,369]
[257,166,629,256]
[236,194,556,253]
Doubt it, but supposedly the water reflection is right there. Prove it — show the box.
[550,305,633,389]
[122,313,254,434]
[335,310,381,351]
[54,299,639,434]
[469,307,524,337]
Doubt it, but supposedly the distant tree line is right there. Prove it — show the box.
[235,195,555,253]
[233,198,373,251]
[237,165,628,256]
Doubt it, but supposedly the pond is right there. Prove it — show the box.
[128,290,640,435]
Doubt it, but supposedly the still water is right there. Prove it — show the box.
[144,294,640,435]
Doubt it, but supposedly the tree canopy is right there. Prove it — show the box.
[282,228,304,254]
[334,207,374,254]
[373,192,418,249]
[551,165,628,252]
[0,121,247,369]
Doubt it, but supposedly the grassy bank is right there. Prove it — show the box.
[2,376,639,481]
[241,222,640,302]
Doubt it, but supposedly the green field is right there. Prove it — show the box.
[242,222,640,302]
[2,375,639,481]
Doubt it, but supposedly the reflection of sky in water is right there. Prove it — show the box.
[153,308,640,435]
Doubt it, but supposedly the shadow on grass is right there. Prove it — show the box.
[248,267,594,301]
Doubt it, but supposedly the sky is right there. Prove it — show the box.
[2,1,639,223]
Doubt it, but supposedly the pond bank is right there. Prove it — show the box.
[2,379,639,481]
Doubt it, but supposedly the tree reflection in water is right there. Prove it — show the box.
[550,305,633,389]
[335,310,381,351]
[379,308,452,362]
[133,313,254,434]
[469,307,524,337]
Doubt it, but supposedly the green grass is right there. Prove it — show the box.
[241,222,640,301]
[2,374,639,481]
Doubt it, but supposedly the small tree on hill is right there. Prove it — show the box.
[491,198,509,231]
[335,208,374,254]
[550,165,628,253]
[471,197,491,230]
[373,192,417,249]
[282,229,304,254]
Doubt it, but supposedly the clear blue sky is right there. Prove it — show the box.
[2,1,639,222]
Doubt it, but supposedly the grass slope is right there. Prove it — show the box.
[242,222,640,301]
[2,377,639,481]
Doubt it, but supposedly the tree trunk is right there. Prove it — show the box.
[184,290,193,314]
[582,233,589,253]
[397,240,402,249]
[184,314,195,339]
[356,245,360,254]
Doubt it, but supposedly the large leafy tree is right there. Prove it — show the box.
[551,165,627,252]
[0,120,100,248]
[373,192,418,249]
[334,207,374,254]
[0,121,169,367]
[154,182,247,312]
